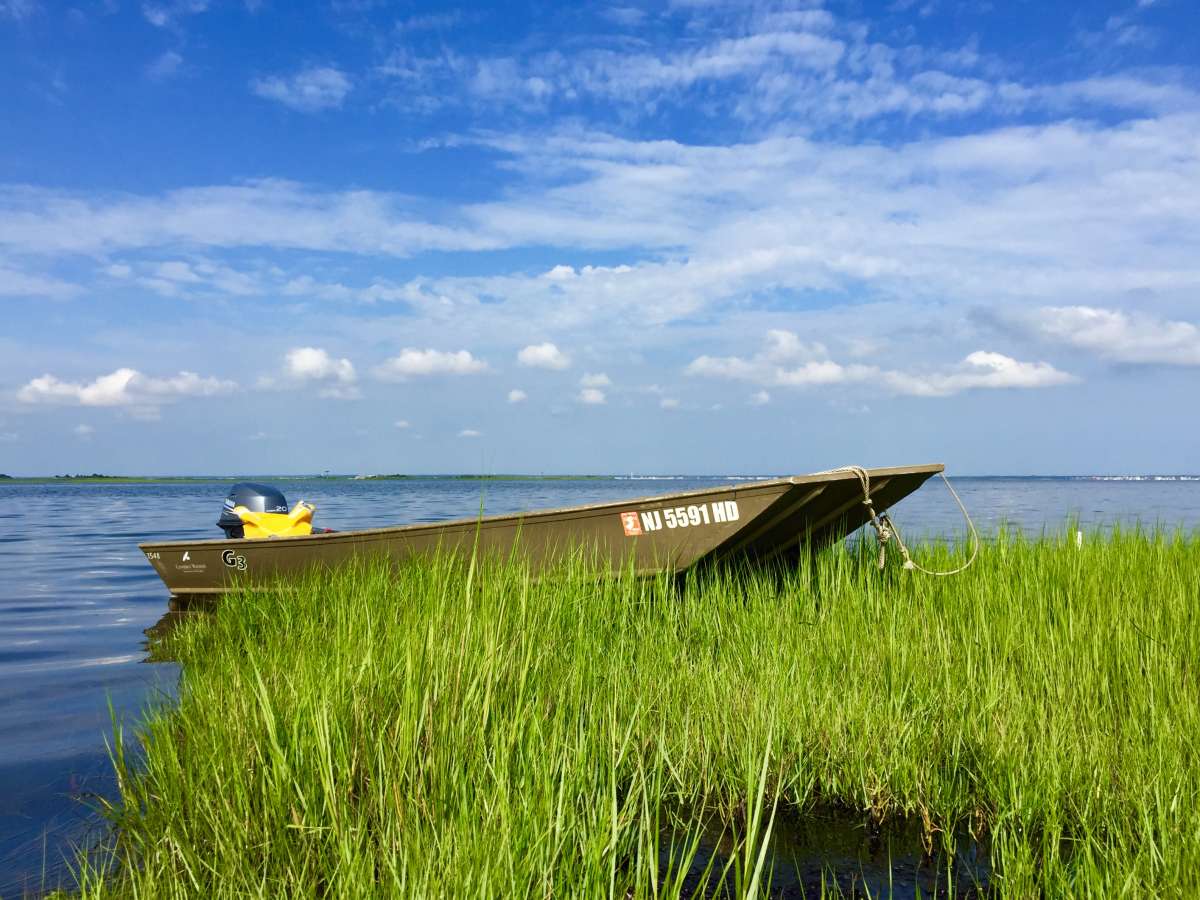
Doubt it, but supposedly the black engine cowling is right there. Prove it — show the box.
[217,482,289,539]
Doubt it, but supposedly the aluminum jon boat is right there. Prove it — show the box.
[139,464,943,598]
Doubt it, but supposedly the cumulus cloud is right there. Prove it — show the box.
[507,388,527,403]
[517,342,570,369]
[458,428,481,437]
[660,397,680,409]
[286,347,355,381]
[17,368,236,409]
[579,372,611,387]
[278,346,359,399]
[881,352,1078,397]
[578,387,606,404]
[749,390,771,406]
[74,423,94,439]
[250,66,352,112]
[1019,305,1200,366]
[688,331,1077,397]
[687,329,869,386]
[375,348,487,379]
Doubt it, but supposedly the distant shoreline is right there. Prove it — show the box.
[1,473,1199,485]
[0,473,616,484]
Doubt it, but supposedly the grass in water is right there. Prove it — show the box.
[75,528,1200,898]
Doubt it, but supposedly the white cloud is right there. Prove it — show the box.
[146,50,183,81]
[142,0,209,28]
[689,331,1077,397]
[123,258,264,298]
[395,11,466,32]
[881,352,1078,397]
[1021,306,1200,366]
[378,1,1191,131]
[17,368,236,408]
[458,428,482,437]
[394,419,411,429]
[749,390,770,406]
[601,6,645,27]
[0,266,80,299]
[375,348,487,379]
[0,181,494,258]
[285,347,356,382]
[276,346,359,399]
[5,107,1197,320]
[0,431,17,443]
[578,387,606,404]
[507,388,527,403]
[660,397,680,409]
[74,423,94,438]
[463,30,846,111]
[687,330,870,386]
[0,0,37,20]
[579,372,611,387]
[517,342,570,369]
[542,265,576,281]
[250,66,352,113]
[156,261,199,282]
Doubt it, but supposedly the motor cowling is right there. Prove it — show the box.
[217,482,289,539]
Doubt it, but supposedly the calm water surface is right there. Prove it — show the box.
[2,474,1199,894]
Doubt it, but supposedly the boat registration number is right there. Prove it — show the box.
[619,501,739,536]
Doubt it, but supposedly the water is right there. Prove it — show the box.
[2,474,1199,894]
[663,804,990,898]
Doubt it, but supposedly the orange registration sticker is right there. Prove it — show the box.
[619,511,643,536]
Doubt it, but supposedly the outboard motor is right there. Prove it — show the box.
[217,482,291,539]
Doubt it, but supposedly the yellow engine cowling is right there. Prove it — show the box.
[232,500,315,538]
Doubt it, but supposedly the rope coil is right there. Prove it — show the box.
[823,466,979,576]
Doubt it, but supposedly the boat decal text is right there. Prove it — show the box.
[221,549,247,571]
[174,551,208,573]
[619,500,739,536]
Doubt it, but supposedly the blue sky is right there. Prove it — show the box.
[0,0,1197,475]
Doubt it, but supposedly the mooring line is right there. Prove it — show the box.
[822,465,979,575]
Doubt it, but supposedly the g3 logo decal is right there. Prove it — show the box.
[221,549,248,571]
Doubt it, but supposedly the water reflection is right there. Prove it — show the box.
[663,804,990,898]
[141,598,213,663]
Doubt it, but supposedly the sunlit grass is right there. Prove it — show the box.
[75,527,1200,897]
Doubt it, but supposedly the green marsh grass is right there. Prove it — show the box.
[77,528,1200,897]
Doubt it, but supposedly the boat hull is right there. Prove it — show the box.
[139,465,943,597]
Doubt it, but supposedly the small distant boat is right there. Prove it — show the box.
[139,464,943,598]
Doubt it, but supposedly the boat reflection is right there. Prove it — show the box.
[142,597,215,662]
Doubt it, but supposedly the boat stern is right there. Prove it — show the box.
[140,541,246,596]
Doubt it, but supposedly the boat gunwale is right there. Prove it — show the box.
[138,464,944,552]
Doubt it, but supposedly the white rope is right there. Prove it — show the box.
[821,465,979,576]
